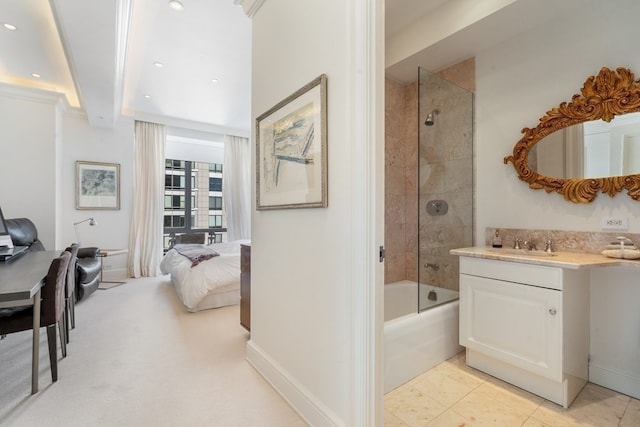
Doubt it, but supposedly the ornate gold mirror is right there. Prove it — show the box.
[504,67,640,203]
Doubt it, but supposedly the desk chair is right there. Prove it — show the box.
[0,252,71,383]
[64,244,79,344]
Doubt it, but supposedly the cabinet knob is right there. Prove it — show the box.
[548,308,557,315]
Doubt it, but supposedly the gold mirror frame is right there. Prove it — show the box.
[504,67,640,203]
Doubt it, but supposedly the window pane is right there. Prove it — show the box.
[164,158,226,243]
[209,177,222,191]
[209,196,222,209]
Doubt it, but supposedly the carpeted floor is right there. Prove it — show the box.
[0,276,306,426]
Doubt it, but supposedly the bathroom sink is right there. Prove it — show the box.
[487,248,557,257]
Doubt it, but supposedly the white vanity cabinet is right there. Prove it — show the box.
[459,256,590,408]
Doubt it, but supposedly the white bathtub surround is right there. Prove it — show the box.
[384,281,462,393]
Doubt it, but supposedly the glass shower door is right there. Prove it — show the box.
[417,67,473,312]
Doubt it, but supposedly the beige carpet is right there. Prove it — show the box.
[0,276,306,426]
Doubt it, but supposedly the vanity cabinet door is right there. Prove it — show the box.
[460,274,562,381]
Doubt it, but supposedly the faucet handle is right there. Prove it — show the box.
[513,237,521,250]
[544,239,554,253]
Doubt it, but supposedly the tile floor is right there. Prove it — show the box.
[384,351,640,426]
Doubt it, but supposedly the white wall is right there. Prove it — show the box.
[250,0,350,419]
[0,89,60,248]
[0,89,135,277]
[249,0,366,425]
[475,2,640,242]
[474,1,640,399]
[61,112,135,276]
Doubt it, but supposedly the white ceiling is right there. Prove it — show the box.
[0,0,578,134]
[0,0,251,133]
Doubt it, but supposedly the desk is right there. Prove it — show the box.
[97,249,128,287]
[0,250,58,394]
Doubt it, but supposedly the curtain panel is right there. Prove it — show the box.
[128,121,166,277]
[223,135,251,241]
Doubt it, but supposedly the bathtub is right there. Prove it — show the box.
[384,280,462,393]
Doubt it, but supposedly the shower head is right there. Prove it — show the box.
[424,109,440,126]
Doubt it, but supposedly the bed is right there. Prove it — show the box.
[160,239,250,312]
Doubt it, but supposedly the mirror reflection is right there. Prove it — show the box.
[529,112,640,179]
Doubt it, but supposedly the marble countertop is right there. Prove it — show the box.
[450,247,640,270]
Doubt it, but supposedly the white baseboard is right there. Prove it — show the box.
[246,340,342,427]
[589,363,640,399]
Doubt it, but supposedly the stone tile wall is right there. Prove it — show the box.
[485,227,640,255]
[385,58,475,288]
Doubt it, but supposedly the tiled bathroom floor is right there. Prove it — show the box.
[384,351,640,426]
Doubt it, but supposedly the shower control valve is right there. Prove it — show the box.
[424,262,440,271]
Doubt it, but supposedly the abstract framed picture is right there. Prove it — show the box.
[76,161,120,210]
[256,74,328,210]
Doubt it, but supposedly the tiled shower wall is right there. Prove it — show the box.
[385,58,475,287]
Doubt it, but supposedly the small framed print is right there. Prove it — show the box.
[256,74,328,210]
[76,161,120,210]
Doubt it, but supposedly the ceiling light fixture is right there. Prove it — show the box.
[153,61,164,68]
[3,23,17,31]
[211,78,219,83]
[31,73,41,78]
[168,0,184,11]
[144,95,151,99]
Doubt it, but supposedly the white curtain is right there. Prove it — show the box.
[128,121,166,277]
[223,135,251,241]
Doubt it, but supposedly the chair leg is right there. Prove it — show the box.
[46,325,58,382]
[64,299,71,344]
[70,294,76,329]
[59,319,67,358]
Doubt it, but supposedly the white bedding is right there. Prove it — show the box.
[160,239,250,311]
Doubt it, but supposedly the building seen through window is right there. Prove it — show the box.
[163,159,226,251]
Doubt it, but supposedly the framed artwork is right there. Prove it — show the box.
[76,161,120,210]
[256,74,328,210]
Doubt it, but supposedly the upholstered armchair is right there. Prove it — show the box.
[4,218,45,251]
[75,247,101,301]
[5,218,101,302]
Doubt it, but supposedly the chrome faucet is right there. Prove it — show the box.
[544,239,554,253]
[523,239,537,251]
[513,238,522,250]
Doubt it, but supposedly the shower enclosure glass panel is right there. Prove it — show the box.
[417,67,473,312]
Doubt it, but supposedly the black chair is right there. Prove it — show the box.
[6,218,101,302]
[64,244,79,342]
[0,252,71,383]
[175,233,206,245]
[4,218,45,251]
[75,247,101,301]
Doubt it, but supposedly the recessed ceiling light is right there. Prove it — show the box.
[153,62,164,68]
[144,95,151,99]
[3,23,17,31]
[211,78,219,83]
[31,73,41,78]
[168,0,184,11]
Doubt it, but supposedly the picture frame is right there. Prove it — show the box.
[76,161,120,210]
[256,74,328,210]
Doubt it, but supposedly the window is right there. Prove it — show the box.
[209,233,223,244]
[165,174,185,189]
[164,215,185,227]
[209,177,222,192]
[209,196,222,209]
[164,195,184,209]
[163,158,226,252]
[208,215,222,227]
